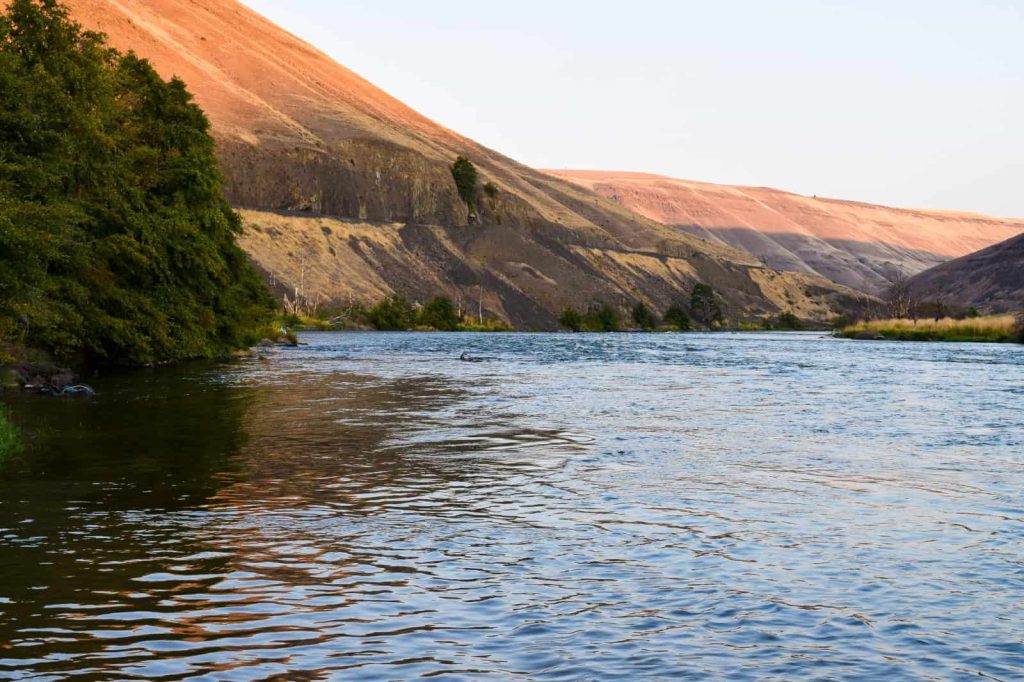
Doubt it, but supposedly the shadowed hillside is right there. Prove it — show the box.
[907,233,1024,313]
[60,0,866,326]
[546,171,1024,296]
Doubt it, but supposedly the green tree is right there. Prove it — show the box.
[451,156,478,216]
[559,307,583,332]
[418,296,459,331]
[584,302,621,332]
[367,295,416,330]
[690,283,724,327]
[0,0,272,365]
[663,303,691,331]
[777,311,802,330]
[631,302,657,330]
[829,314,851,330]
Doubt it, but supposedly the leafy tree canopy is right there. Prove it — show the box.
[418,296,459,331]
[585,302,621,332]
[631,302,657,331]
[777,311,802,330]
[663,303,691,331]
[690,283,724,326]
[0,0,272,365]
[559,307,583,332]
[451,156,478,212]
[367,296,416,331]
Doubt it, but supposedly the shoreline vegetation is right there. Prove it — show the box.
[841,315,1022,343]
[281,284,816,335]
[0,1,275,374]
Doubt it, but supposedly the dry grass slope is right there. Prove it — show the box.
[547,170,1024,294]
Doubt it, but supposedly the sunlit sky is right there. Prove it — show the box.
[240,0,1023,217]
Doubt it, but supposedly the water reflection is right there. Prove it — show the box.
[1,333,1022,680]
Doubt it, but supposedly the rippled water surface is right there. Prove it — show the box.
[2,332,1023,680]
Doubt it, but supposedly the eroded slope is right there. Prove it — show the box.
[547,171,1024,295]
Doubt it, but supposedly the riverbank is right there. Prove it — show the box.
[841,315,1021,343]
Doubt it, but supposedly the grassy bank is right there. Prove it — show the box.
[0,407,19,459]
[842,315,1018,343]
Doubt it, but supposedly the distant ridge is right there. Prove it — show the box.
[546,170,1024,295]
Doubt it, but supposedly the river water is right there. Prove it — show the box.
[1,332,1022,680]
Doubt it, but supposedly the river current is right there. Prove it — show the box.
[1,332,1022,680]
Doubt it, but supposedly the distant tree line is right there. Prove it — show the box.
[558,282,733,332]
[293,295,512,332]
[829,270,986,329]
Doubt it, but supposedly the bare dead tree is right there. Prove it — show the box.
[885,271,917,320]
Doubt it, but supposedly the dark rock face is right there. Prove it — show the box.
[220,140,468,226]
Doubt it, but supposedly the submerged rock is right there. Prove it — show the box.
[853,330,885,341]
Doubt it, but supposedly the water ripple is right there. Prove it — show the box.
[1,332,1022,679]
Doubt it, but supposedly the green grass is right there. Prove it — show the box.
[842,315,1017,343]
[0,408,20,460]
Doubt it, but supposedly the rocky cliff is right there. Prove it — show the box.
[546,171,1024,296]
[64,0,865,326]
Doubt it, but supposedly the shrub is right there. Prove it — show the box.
[631,302,657,331]
[663,303,691,331]
[1016,313,1024,344]
[829,314,851,330]
[559,307,583,332]
[367,296,416,330]
[777,311,802,330]
[0,0,273,365]
[690,283,724,326]
[418,296,460,331]
[584,302,621,332]
[483,182,499,199]
[451,156,478,213]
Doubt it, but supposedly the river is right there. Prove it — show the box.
[1,332,1022,680]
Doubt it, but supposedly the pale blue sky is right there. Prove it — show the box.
[241,0,1023,216]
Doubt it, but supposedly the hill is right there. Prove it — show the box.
[907,233,1024,313]
[546,171,1023,296]
[54,0,870,327]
